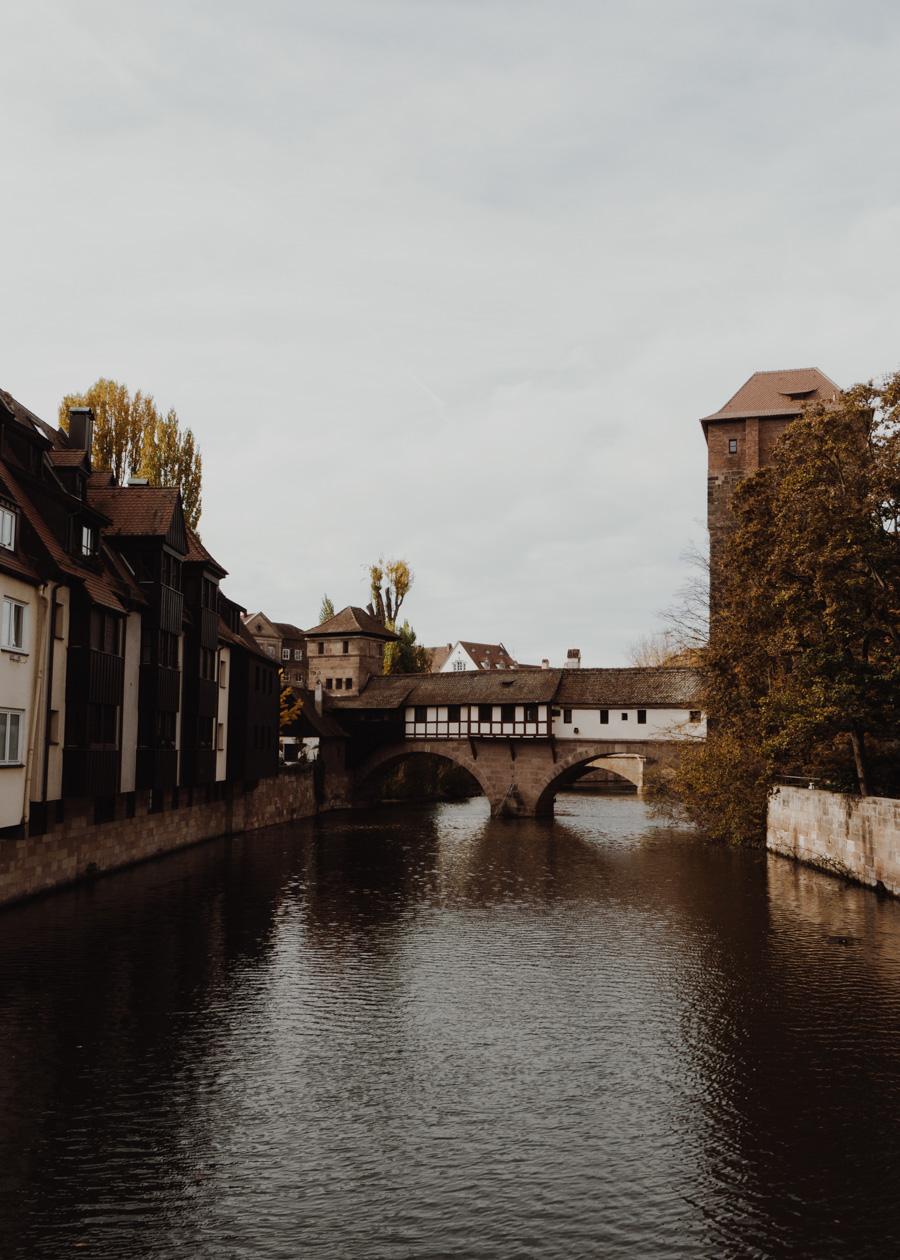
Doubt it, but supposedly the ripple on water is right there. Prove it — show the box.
[0,794,899,1258]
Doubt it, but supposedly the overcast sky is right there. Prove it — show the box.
[3,0,900,665]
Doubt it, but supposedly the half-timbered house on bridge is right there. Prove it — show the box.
[329,666,704,816]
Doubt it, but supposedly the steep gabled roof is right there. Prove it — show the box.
[0,388,60,444]
[306,605,399,640]
[701,368,841,425]
[87,485,187,553]
[274,621,305,639]
[185,527,227,577]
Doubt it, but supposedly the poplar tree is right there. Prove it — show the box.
[59,378,203,530]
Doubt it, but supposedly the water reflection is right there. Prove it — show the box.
[1,796,899,1257]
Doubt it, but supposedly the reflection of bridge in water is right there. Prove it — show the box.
[329,667,705,816]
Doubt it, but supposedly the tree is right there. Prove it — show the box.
[367,558,413,627]
[383,620,430,675]
[319,594,335,624]
[280,678,303,731]
[652,370,900,840]
[59,378,203,530]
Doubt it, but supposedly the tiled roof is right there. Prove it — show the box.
[334,666,704,711]
[427,644,453,671]
[555,667,703,706]
[288,688,348,738]
[185,527,227,576]
[307,605,399,640]
[329,677,419,709]
[274,621,305,639]
[0,388,60,444]
[87,485,181,539]
[48,450,89,468]
[701,368,841,423]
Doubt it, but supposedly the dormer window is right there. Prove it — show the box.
[0,505,16,550]
[81,524,96,556]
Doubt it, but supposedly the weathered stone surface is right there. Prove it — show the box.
[0,768,316,908]
[767,786,900,896]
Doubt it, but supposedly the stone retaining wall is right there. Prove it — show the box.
[0,766,317,908]
[767,785,900,896]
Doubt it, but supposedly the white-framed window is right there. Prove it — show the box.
[452,660,466,671]
[0,507,15,551]
[282,647,291,660]
[81,524,95,556]
[294,649,302,660]
[0,710,22,764]
[2,598,25,650]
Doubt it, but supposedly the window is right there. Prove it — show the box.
[689,710,701,723]
[0,710,22,763]
[524,704,538,723]
[447,705,461,722]
[563,708,572,724]
[2,598,25,650]
[90,608,121,655]
[600,709,609,724]
[452,660,466,671]
[637,709,647,724]
[282,648,290,661]
[345,677,352,690]
[267,645,275,658]
[342,640,349,655]
[621,712,628,720]
[501,704,515,722]
[81,524,96,556]
[0,506,15,550]
[335,678,343,689]
[318,642,324,655]
[325,678,333,689]
[478,704,493,723]
[415,706,427,722]
[294,649,302,660]
[729,438,738,454]
[217,722,224,751]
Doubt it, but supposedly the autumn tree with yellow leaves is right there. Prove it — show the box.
[59,378,203,530]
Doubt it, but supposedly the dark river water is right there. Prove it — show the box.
[2,794,900,1259]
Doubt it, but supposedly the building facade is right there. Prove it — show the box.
[304,605,398,697]
[0,387,280,840]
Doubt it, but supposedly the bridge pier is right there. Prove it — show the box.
[351,738,677,818]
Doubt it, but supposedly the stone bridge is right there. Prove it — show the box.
[350,737,678,817]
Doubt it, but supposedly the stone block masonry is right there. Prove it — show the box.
[0,766,317,908]
[768,785,900,896]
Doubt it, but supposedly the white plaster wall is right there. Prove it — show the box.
[439,644,477,672]
[0,575,38,827]
[551,706,705,740]
[216,645,230,781]
[120,609,141,793]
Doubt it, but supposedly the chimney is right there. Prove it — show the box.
[566,648,581,669]
[68,407,94,463]
[315,682,323,715]
[541,659,550,670]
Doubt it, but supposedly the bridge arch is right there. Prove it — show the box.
[533,749,645,816]
[353,741,492,807]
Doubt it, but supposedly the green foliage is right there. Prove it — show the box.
[319,594,335,624]
[60,378,202,530]
[383,619,430,675]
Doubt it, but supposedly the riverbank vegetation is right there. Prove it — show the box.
[648,368,900,844]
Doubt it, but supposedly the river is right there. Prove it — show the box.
[1,794,899,1259]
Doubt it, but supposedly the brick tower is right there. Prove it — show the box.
[700,367,840,604]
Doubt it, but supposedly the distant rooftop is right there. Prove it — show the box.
[700,368,841,426]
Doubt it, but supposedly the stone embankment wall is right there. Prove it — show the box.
[0,766,317,908]
[768,785,900,896]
